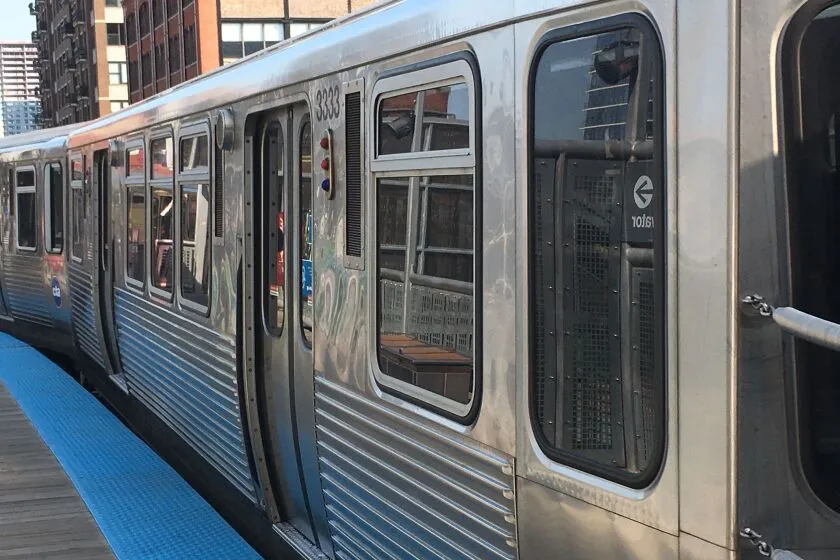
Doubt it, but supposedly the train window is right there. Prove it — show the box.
[378,82,470,156]
[179,183,210,309]
[263,122,285,335]
[126,186,145,286]
[15,167,36,251]
[783,2,840,512]
[44,162,63,253]
[529,23,664,485]
[150,187,174,294]
[70,156,85,261]
[150,137,173,178]
[180,135,209,171]
[299,120,313,345]
[126,146,145,177]
[372,58,478,418]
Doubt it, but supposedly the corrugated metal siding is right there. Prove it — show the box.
[315,377,518,560]
[2,253,51,327]
[114,289,257,502]
[68,262,104,367]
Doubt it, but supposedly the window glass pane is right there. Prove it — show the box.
[71,158,82,182]
[244,41,263,56]
[47,163,63,252]
[16,192,36,249]
[264,123,285,334]
[127,147,144,177]
[180,135,208,170]
[16,169,34,187]
[376,174,475,405]
[126,185,145,283]
[150,137,173,178]
[221,22,241,42]
[180,183,210,307]
[242,23,262,41]
[72,187,85,258]
[299,121,313,345]
[150,187,173,292]
[289,23,310,37]
[414,175,473,282]
[530,28,663,478]
[221,41,243,59]
[378,92,417,156]
[264,23,283,42]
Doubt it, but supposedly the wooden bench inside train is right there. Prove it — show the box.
[0,331,263,560]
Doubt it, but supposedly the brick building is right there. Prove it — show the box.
[32,0,130,127]
[123,0,377,103]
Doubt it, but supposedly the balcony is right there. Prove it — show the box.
[28,3,35,16]
[63,22,74,38]
[30,31,37,42]
[73,9,85,26]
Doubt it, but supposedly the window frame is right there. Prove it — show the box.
[526,15,667,489]
[145,129,174,302]
[176,121,212,316]
[69,154,84,263]
[14,164,37,253]
[43,161,64,255]
[124,137,147,292]
[369,54,483,423]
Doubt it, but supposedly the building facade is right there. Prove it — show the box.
[0,42,41,137]
[32,0,129,128]
[123,0,377,103]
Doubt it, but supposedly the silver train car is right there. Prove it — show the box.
[1,0,839,557]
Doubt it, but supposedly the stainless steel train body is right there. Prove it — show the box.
[2,0,840,558]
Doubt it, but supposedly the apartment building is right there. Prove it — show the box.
[123,0,377,103]
[0,42,41,137]
[32,0,130,127]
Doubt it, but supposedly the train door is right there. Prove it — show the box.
[0,167,9,317]
[94,150,122,378]
[247,101,331,552]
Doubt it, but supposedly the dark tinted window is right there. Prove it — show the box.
[151,186,173,293]
[46,163,63,252]
[530,25,664,483]
[180,135,208,171]
[127,147,144,177]
[150,137,173,178]
[127,186,145,285]
[180,183,210,308]
[15,168,36,250]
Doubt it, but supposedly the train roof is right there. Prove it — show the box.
[68,0,514,148]
[0,123,82,161]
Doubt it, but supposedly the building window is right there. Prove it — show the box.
[15,167,37,251]
[139,2,150,37]
[106,23,125,46]
[529,25,664,484]
[141,52,152,88]
[44,162,63,253]
[372,61,477,417]
[289,21,324,38]
[109,62,128,85]
[168,36,181,74]
[166,0,177,19]
[152,0,163,27]
[183,25,196,66]
[110,101,129,112]
[128,60,139,91]
[220,21,284,64]
[154,44,166,81]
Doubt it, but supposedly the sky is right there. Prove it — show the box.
[0,1,36,43]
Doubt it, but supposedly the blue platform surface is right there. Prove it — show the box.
[0,332,263,560]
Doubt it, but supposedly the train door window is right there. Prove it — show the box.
[125,141,147,288]
[70,155,85,261]
[14,166,37,251]
[299,119,313,345]
[529,21,665,486]
[371,58,478,419]
[178,129,210,311]
[148,136,173,298]
[782,2,840,512]
[263,121,285,334]
[44,162,63,253]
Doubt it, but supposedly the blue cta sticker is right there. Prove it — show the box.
[51,277,62,307]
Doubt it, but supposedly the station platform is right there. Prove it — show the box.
[0,332,263,559]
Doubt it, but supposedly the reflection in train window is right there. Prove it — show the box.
[150,137,173,178]
[126,186,145,285]
[373,61,477,416]
[15,168,36,251]
[44,162,63,253]
[180,183,210,308]
[378,82,470,156]
[126,146,145,177]
[263,122,285,335]
[530,25,664,484]
[299,120,313,346]
[151,187,174,293]
[180,135,209,171]
[71,157,83,182]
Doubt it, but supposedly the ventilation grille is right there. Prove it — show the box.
[214,147,224,238]
[344,91,362,258]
